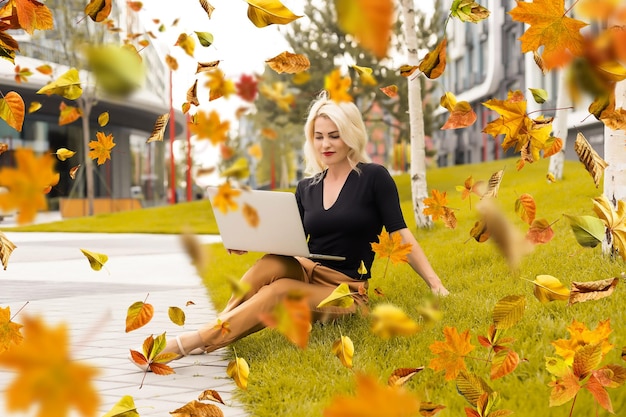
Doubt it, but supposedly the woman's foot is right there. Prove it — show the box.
[129,332,205,371]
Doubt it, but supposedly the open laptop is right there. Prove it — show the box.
[206,186,345,261]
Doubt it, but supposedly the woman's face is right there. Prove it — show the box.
[313,116,350,168]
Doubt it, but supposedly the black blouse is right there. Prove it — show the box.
[295,163,407,279]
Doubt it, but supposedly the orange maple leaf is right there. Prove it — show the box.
[324,68,353,103]
[204,68,236,101]
[323,373,421,417]
[212,182,241,214]
[0,148,60,225]
[370,229,412,265]
[509,0,587,70]
[0,306,23,353]
[551,319,614,365]
[188,109,231,145]
[335,0,393,60]
[428,326,475,381]
[0,315,100,416]
[423,189,450,221]
[259,291,312,349]
[88,131,116,165]
[455,175,484,210]
[259,82,295,112]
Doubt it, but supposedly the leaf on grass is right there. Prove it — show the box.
[146,113,170,143]
[419,39,447,79]
[259,291,311,349]
[266,51,310,74]
[89,132,116,165]
[0,315,100,416]
[564,214,605,248]
[428,327,475,381]
[371,304,420,339]
[492,295,526,330]
[574,132,608,188]
[323,373,421,417]
[482,169,504,199]
[456,370,493,407]
[526,218,555,244]
[198,389,225,404]
[370,229,412,264]
[335,0,394,59]
[80,248,108,271]
[0,91,25,132]
[36,68,82,100]
[514,193,536,225]
[168,306,186,326]
[317,283,354,308]
[332,335,354,368]
[0,306,23,353]
[125,299,154,332]
[529,275,570,303]
[170,400,224,417]
[387,367,423,387]
[0,231,17,271]
[568,278,619,305]
[102,395,139,417]
[246,0,302,28]
[226,356,249,390]
[490,348,520,380]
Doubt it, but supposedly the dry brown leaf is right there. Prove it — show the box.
[199,0,215,18]
[387,367,424,387]
[146,113,170,143]
[0,143,8,155]
[196,60,221,74]
[482,169,504,199]
[242,203,259,227]
[186,80,199,106]
[170,400,223,417]
[198,389,225,404]
[574,132,608,188]
[266,51,310,74]
[568,277,619,305]
[69,165,80,180]
[0,231,17,270]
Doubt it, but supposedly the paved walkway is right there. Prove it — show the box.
[0,227,248,417]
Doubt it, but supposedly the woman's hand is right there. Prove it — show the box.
[227,249,248,255]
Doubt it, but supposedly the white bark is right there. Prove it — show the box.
[400,0,432,229]
[548,68,571,180]
[603,80,626,206]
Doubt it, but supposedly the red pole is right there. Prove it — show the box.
[169,70,176,204]
[186,113,192,201]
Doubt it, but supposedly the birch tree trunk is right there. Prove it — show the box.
[603,80,626,206]
[548,68,570,180]
[400,0,432,229]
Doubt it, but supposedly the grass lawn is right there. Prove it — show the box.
[14,157,626,416]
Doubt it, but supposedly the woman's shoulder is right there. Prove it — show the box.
[358,162,392,177]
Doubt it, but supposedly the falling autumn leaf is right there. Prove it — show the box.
[195,31,214,47]
[482,169,504,199]
[440,92,477,130]
[387,367,424,387]
[324,373,421,417]
[98,111,109,127]
[259,291,312,349]
[492,295,526,330]
[423,189,451,222]
[592,194,626,260]
[176,33,195,57]
[332,335,354,368]
[226,356,250,390]
[13,65,32,83]
[509,0,587,70]
[125,297,154,332]
[335,0,394,59]
[236,74,258,102]
[36,68,82,100]
[0,91,25,132]
[317,283,355,308]
[569,277,619,305]
[168,306,186,326]
[574,132,608,188]
[370,303,420,339]
[28,101,41,114]
[399,64,419,77]
[242,203,259,227]
[80,248,108,271]
[456,175,484,210]
[0,315,100,416]
[221,157,249,180]
[428,326,475,381]
[55,147,75,161]
[259,81,295,110]
[266,51,310,74]
[205,68,236,101]
[0,306,23,353]
[514,193,536,225]
[529,87,548,104]
[196,60,221,74]
[526,218,556,244]
[0,231,17,270]
[58,102,82,126]
[450,0,490,23]
[379,85,398,98]
[198,389,225,404]
[35,64,53,75]
[188,110,230,145]
[129,333,177,385]
[246,0,302,28]
[419,38,447,79]
[199,0,215,18]
[89,132,116,165]
[102,395,138,417]
[69,165,80,180]
[456,371,494,407]
[213,319,231,337]
[370,229,412,264]
[170,400,224,417]
[186,80,199,107]
[352,64,377,86]
[0,148,60,225]
[552,319,613,365]
[212,182,241,214]
[85,0,112,22]
[324,69,352,103]
[146,113,170,143]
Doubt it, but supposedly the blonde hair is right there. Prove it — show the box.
[302,91,371,179]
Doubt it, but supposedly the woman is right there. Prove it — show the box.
[132,92,449,364]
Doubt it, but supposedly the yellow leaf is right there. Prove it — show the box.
[352,64,377,86]
[247,143,262,160]
[332,335,354,368]
[317,283,354,308]
[220,157,249,180]
[213,319,231,337]
[335,0,393,59]
[36,68,83,100]
[204,68,236,101]
[419,39,447,79]
[0,231,17,271]
[324,68,352,103]
[370,303,420,339]
[188,109,231,145]
[266,51,310,74]
[85,0,112,22]
[324,373,421,417]
[102,395,138,417]
[370,229,412,264]
[482,169,504,199]
[165,54,179,71]
[55,147,76,161]
[492,295,526,330]
[592,194,626,260]
[529,274,570,303]
[80,248,108,271]
[246,0,302,28]
[35,64,53,76]
[28,101,41,114]
[552,319,613,365]
[226,356,250,389]
[146,113,170,143]
[98,111,109,127]
[422,189,450,222]
[0,315,100,414]
[196,60,221,74]
[357,260,367,276]
[125,299,154,332]
[212,182,241,214]
[170,400,222,417]
[86,45,145,97]
[0,148,60,225]
[0,306,23,353]
[195,31,214,47]
[168,306,186,326]
[176,33,195,57]
[0,91,25,132]
[379,85,398,98]
[88,132,116,165]
[529,87,548,103]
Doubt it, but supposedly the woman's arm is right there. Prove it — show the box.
[395,228,449,296]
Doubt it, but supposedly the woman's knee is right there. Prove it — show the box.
[251,254,305,281]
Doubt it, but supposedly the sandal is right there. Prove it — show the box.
[175,334,205,356]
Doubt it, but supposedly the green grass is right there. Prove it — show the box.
[13,158,626,416]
